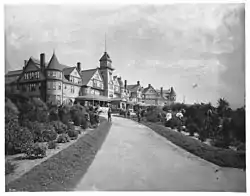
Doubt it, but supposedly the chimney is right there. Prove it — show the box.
[137,81,140,85]
[160,87,163,96]
[124,80,127,90]
[77,62,81,72]
[148,84,151,87]
[40,53,45,71]
[24,60,27,66]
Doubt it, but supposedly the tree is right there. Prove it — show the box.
[217,98,230,117]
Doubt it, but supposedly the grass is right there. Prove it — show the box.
[5,118,111,192]
[5,161,16,175]
[141,121,245,169]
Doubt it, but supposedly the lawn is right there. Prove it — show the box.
[5,117,111,192]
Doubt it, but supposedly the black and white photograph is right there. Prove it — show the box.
[4,0,247,192]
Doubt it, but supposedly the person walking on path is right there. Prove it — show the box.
[137,107,142,123]
[108,106,112,123]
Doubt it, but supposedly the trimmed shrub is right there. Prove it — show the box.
[18,98,49,124]
[58,105,72,125]
[57,134,70,143]
[42,129,58,142]
[186,123,199,136]
[5,125,34,155]
[47,140,57,149]
[5,161,16,175]
[25,143,47,158]
[67,129,79,140]
[21,121,45,143]
[49,121,68,134]
[48,105,59,121]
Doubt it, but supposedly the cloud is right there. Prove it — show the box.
[4,4,245,108]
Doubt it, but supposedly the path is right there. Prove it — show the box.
[74,116,246,191]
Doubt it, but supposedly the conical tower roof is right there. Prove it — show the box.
[99,52,112,62]
[170,87,176,96]
[47,52,63,71]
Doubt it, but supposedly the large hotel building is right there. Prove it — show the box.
[5,49,176,110]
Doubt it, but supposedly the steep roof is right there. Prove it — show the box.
[99,52,112,62]
[63,67,75,76]
[30,57,70,69]
[170,87,176,96]
[127,84,141,92]
[80,68,97,85]
[47,53,63,71]
[5,69,23,77]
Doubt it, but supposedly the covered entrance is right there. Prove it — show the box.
[75,95,111,107]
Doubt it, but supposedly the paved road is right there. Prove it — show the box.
[74,116,246,191]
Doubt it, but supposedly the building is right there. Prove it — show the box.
[126,81,143,104]
[5,49,177,109]
[156,87,176,106]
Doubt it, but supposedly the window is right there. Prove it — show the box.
[56,95,61,104]
[52,82,56,89]
[58,82,61,90]
[71,85,74,93]
[64,84,67,89]
[52,71,56,77]
[37,72,40,79]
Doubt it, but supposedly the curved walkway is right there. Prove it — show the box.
[74,116,246,191]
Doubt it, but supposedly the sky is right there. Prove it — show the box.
[4,3,245,109]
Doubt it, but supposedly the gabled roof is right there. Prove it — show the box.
[99,52,112,62]
[142,85,159,95]
[80,68,98,85]
[5,69,23,77]
[47,53,63,71]
[63,67,75,76]
[127,84,141,92]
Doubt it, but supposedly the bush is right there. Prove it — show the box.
[236,143,245,151]
[49,121,68,134]
[18,98,49,124]
[57,134,70,143]
[42,129,58,142]
[165,117,182,130]
[186,123,199,136]
[5,161,16,175]
[5,125,34,155]
[58,105,72,125]
[48,105,59,121]
[21,121,45,143]
[25,143,47,158]
[47,140,57,149]
[212,139,229,149]
[67,129,79,140]
[81,118,89,129]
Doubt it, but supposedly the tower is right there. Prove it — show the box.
[99,34,115,97]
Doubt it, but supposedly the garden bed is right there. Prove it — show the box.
[5,126,89,185]
[5,117,111,192]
